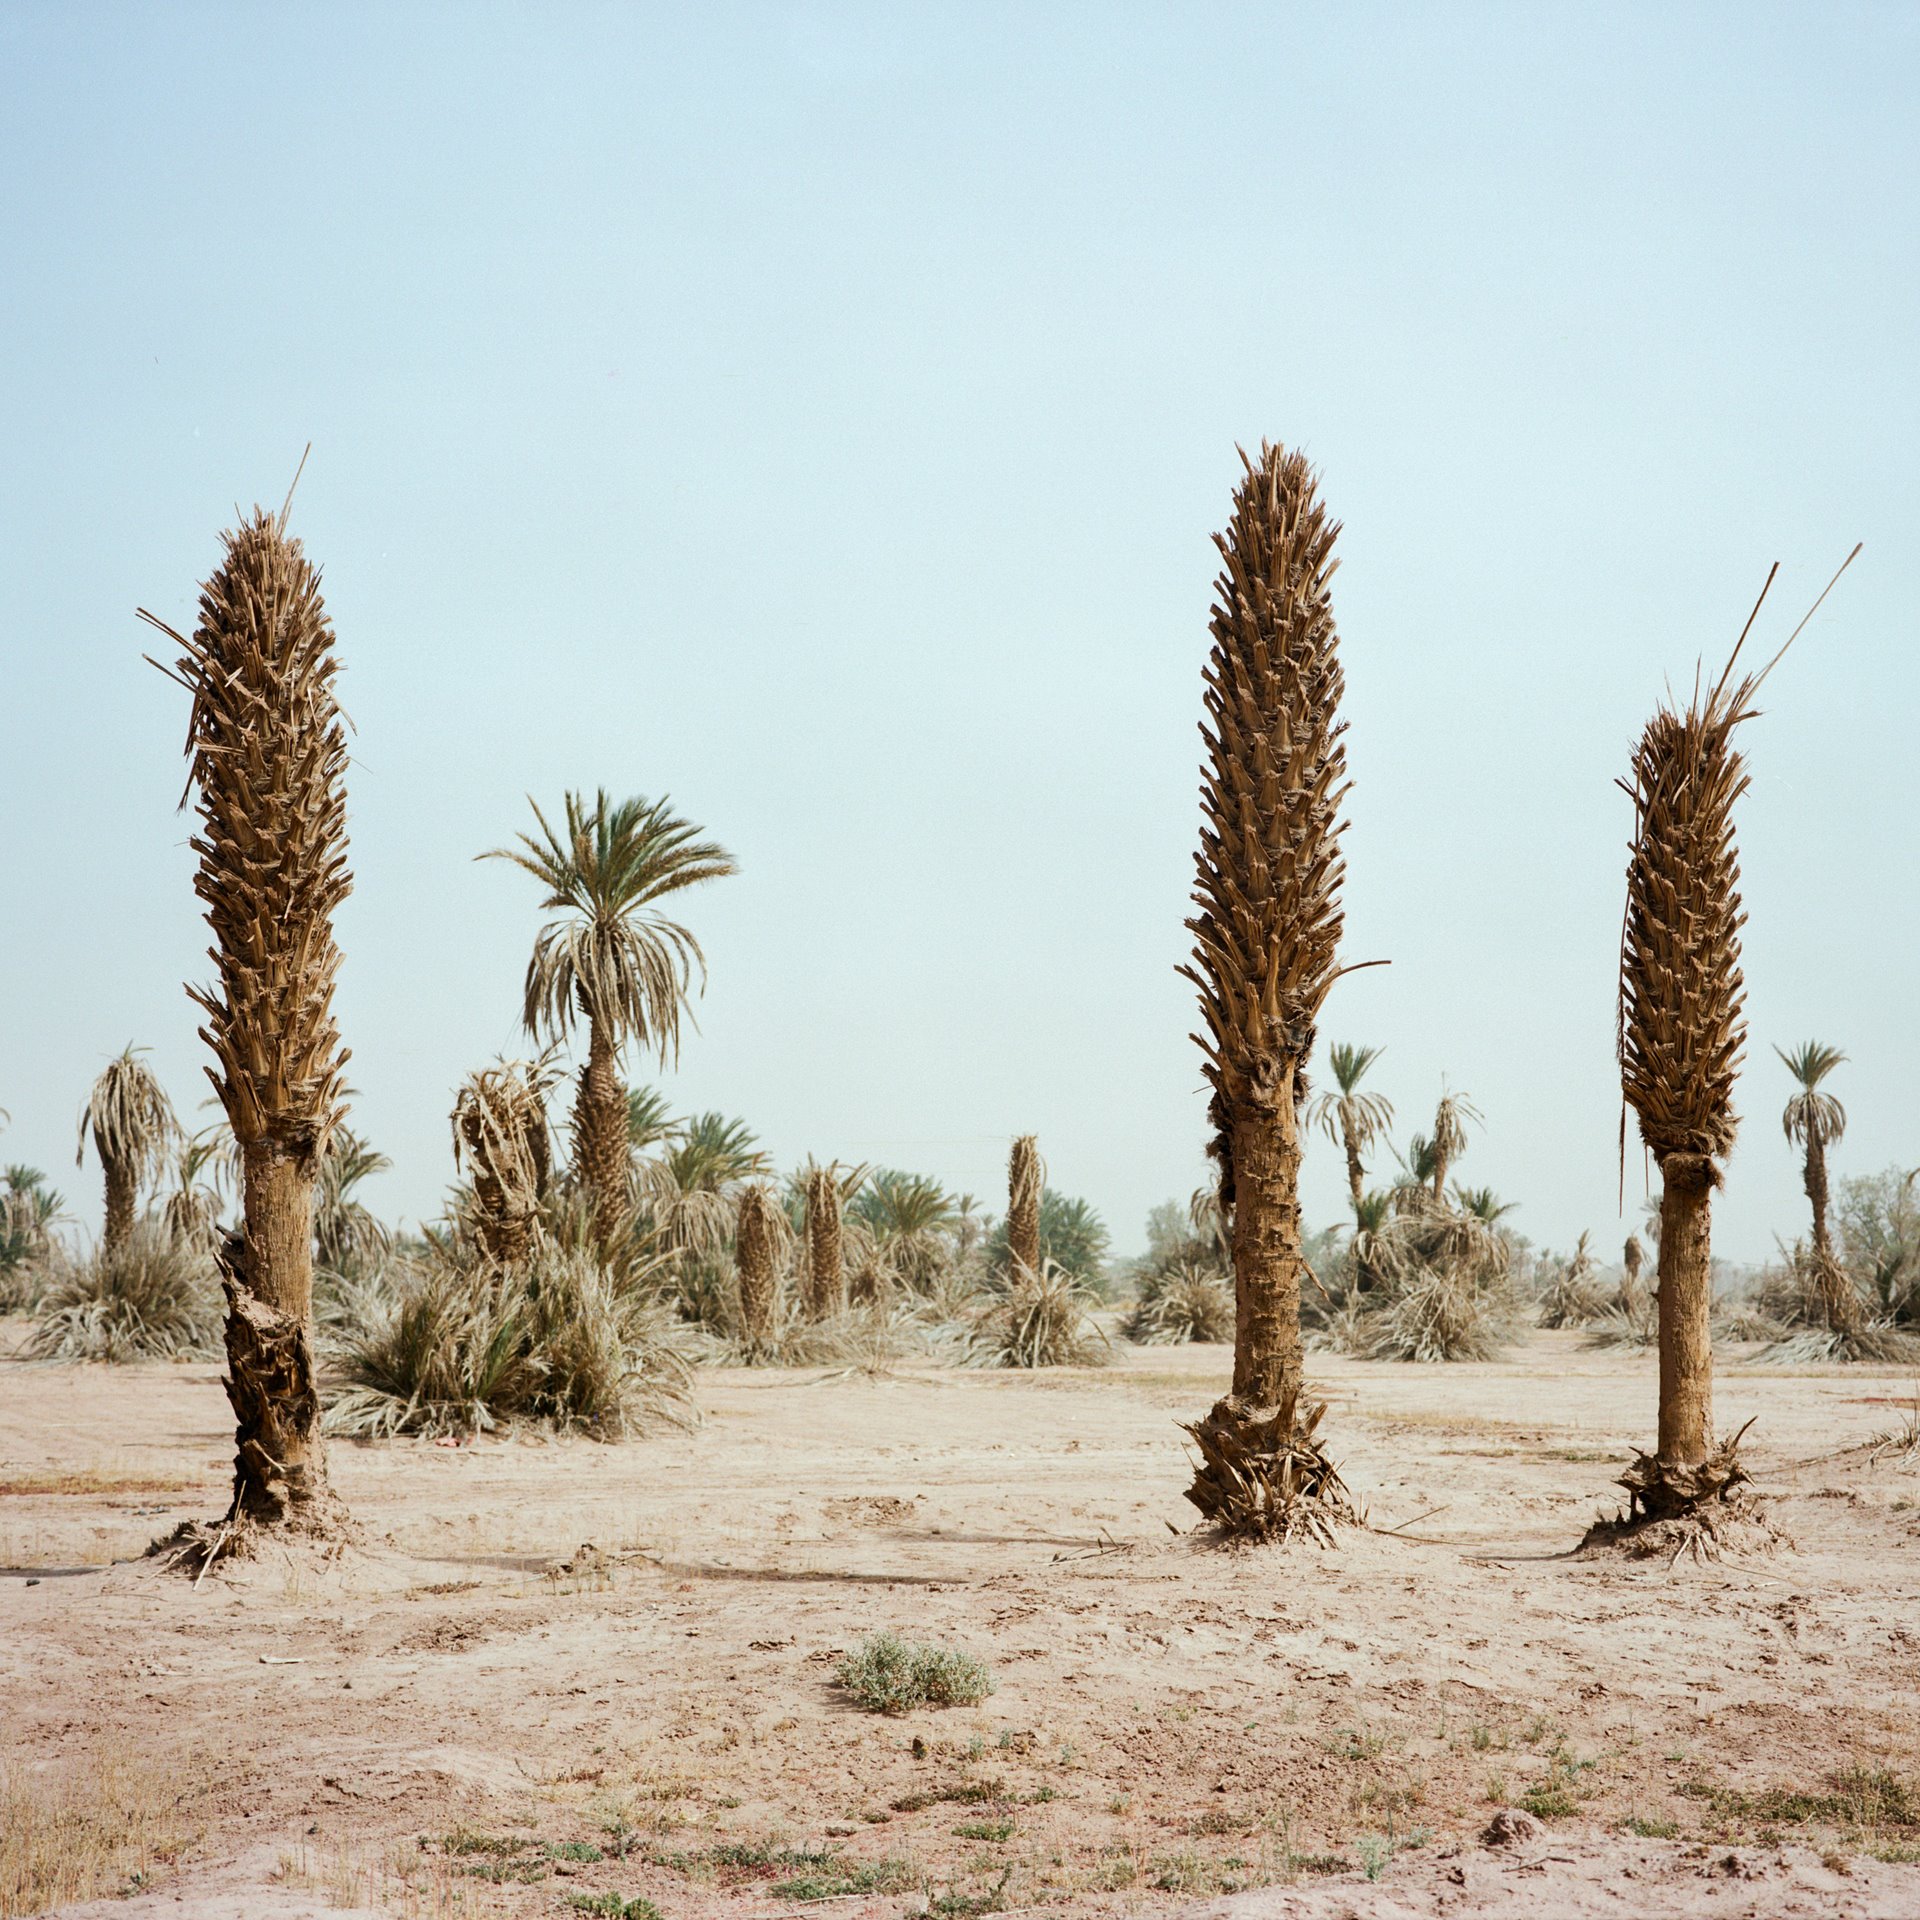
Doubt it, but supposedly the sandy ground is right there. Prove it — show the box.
[5,1325,1920,1920]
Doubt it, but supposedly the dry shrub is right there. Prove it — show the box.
[835,1632,995,1714]
[1125,1262,1234,1344]
[970,1260,1111,1368]
[326,1238,696,1439]
[26,1220,220,1362]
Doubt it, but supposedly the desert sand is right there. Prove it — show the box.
[5,1326,1920,1919]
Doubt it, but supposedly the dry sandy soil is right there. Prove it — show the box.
[5,1324,1920,1920]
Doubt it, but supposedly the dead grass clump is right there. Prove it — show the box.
[1182,1391,1360,1545]
[835,1631,995,1714]
[0,1754,203,1916]
[1124,1263,1234,1345]
[26,1221,220,1362]
[970,1261,1111,1368]
[1361,1258,1523,1364]
[327,1238,696,1439]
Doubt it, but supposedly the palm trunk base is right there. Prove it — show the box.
[1581,1420,1782,1561]
[1182,1390,1358,1546]
[150,1234,352,1576]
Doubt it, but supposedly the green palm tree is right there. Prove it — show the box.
[483,791,736,1239]
[1777,1040,1858,1332]
[1309,1043,1394,1220]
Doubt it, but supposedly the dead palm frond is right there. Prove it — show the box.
[1182,1388,1359,1547]
[75,1047,179,1258]
[141,490,355,1546]
[452,1054,559,1266]
[1537,1231,1611,1329]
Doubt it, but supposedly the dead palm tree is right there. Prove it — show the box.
[1777,1041,1859,1332]
[1612,556,1863,1521]
[1179,442,1359,1540]
[75,1047,178,1258]
[734,1181,783,1356]
[1406,1089,1480,1202]
[1620,1231,1647,1319]
[140,486,354,1546]
[452,1057,557,1267]
[1006,1135,1043,1279]
[482,791,735,1244]
[1309,1043,1394,1220]
[800,1160,868,1320]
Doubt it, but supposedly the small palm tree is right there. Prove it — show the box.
[1405,1089,1480,1201]
[76,1048,178,1259]
[1777,1041,1858,1331]
[799,1159,868,1319]
[1310,1044,1394,1220]
[483,791,736,1242]
[853,1169,959,1293]
[733,1181,787,1356]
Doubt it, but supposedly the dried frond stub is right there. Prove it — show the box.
[1182,1390,1359,1546]
[147,509,353,1161]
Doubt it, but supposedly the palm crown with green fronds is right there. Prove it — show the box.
[1777,1041,1847,1152]
[1312,1043,1393,1146]
[483,790,737,1064]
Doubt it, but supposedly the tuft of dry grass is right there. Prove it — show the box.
[0,1754,204,1916]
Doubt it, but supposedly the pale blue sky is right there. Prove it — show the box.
[2,4,1914,1264]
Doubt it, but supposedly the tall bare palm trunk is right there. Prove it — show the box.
[804,1168,844,1319]
[1007,1136,1042,1279]
[1339,1122,1365,1221]
[1799,1131,1859,1333]
[573,1019,630,1242]
[1653,1154,1717,1465]
[144,493,353,1545]
[1180,443,1357,1541]
[1228,1060,1306,1406]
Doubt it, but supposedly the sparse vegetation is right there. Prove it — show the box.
[27,1221,220,1362]
[836,1632,996,1714]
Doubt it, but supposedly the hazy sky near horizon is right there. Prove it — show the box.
[2,5,1914,1264]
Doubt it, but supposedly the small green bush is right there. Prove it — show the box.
[835,1632,995,1715]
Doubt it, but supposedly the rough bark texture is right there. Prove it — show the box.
[1340,1125,1365,1220]
[1007,1136,1042,1279]
[803,1169,844,1320]
[149,500,355,1551]
[102,1155,137,1262]
[453,1062,551,1268]
[1654,1153,1717,1469]
[1801,1132,1860,1332]
[736,1183,778,1351]
[1180,444,1351,1536]
[1228,1058,1305,1409]
[572,1020,630,1244]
